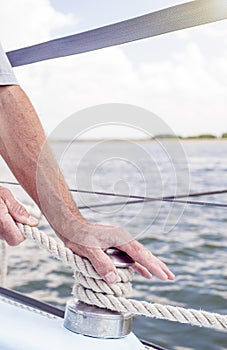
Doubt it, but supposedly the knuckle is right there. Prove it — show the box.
[7,235,24,246]
[0,230,23,246]
[0,216,10,228]
[86,250,112,273]
[0,202,6,212]
[0,187,11,198]
[129,240,144,254]
[116,226,129,237]
[12,202,28,216]
[160,261,167,268]
[0,218,24,246]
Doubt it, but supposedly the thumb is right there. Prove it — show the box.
[85,248,118,284]
[6,198,39,226]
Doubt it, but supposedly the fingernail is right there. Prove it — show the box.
[27,216,39,226]
[170,272,175,280]
[159,271,168,280]
[161,274,168,281]
[104,271,117,284]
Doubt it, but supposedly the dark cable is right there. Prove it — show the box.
[70,187,227,201]
[78,198,227,210]
[1,180,227,210]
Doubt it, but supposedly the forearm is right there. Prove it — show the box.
[0,85,86,236]
[0,85,175,283]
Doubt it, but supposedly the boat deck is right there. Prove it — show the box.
[0,296,152,350]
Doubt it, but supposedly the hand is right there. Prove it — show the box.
[0,186,39,245]
[58,221,175,284]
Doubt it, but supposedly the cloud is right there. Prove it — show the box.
[135,42,227,136]
[1,0,227,137]
[0,0,77,50]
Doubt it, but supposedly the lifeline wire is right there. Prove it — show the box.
[1,180,227,210]
[78,198,227,210]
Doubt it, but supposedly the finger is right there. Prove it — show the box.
[87,249,119,284]
[4,195,39,226]
[117,240,175,281]
[67,241,118,284]
[161,262,175,280]
[0,213,25,246]
[132,262,152,279]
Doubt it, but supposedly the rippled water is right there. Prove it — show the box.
[1,140,226,350]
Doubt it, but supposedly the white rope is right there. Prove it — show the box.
[0,240,8,287]
[16,223,227,331]
[0,295,59,320]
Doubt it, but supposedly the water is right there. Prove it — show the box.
[0,140,226,350]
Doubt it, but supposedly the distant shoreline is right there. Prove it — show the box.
[49,134,227,143]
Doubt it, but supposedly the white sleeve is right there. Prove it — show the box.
[0,43,18,85]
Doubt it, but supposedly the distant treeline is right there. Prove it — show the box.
[49,133,227,142]
[153,133,227,140]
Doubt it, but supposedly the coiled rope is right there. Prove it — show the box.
[14,223,227,331]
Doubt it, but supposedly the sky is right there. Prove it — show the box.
[0,0,227,138]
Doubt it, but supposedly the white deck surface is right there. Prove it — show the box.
[0,298,147,350]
